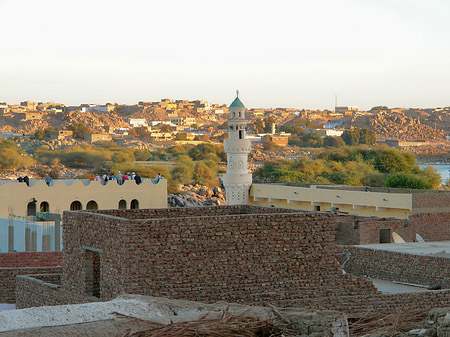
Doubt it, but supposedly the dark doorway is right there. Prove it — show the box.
[86,201,98,210]
[70,201,82,210]
[118,199,127,209]
[314,205,321,211]
[130,199,139,209]
[85,250,100,298]
[379,228,391,243]
[27,202,36,216]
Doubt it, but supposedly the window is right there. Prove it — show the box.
[314,205,321,211]
[118,200,127,209]
[130,199,139,209]
[40,201,49,212]
[86,201,98,210]
[239,130,243,139]
[70,201,82,210]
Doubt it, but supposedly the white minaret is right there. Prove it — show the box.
[223,91,252,205]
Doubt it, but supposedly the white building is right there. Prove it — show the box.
[222,92,252,205]
[128,118,148,127]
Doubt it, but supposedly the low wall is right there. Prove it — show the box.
[343,246,450,288]
[0,252,63,303]
[280,290,450,316]
[16,274,98,309]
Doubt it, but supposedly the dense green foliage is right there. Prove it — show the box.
[255,146,441,189]
[68,122,92,139]
[254,116,276,133]
[341,128,376,146]
[34,127,57,140]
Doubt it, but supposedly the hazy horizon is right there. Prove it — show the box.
[1,0,450,110]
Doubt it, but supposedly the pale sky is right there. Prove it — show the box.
[1,0,450,110]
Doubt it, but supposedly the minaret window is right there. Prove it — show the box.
[239,130,243,139]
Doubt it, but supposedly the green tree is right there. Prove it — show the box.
[193,160,217,186]
[385,173,431,189]
[263,116,276,133]
[341,130,360,146]
[371,106,389,111]
[323,136,345,148]
[171,155,195,183]
[359,128,376,145]
[68,122,92,139]
[375,148,415,173]
[34,127,57,140]
[253,119,264,133]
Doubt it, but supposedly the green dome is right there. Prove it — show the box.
[229,96,245,108]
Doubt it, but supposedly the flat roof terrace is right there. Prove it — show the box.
[357,241,450,258]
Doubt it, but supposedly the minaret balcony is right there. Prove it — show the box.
[224,138,251,153]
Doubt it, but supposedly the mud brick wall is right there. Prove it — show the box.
[61,209,379,306]
[279,290,450,316]
[0,252,62,303]
[410,213,450,241]
[16,274,98,309]
[413,193,450,214]
[357,219,414,244]
[0,252,62,268]
[342,246,450,288]
[92,205,298,220]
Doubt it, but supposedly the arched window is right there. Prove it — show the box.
[118,199,127,209]
[70,201,82,211]
[130,199,139,209]
[27,202,36,216]
[40,201,49,212]
[86,201,98,210]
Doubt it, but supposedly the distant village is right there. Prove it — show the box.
[1,99,450,158]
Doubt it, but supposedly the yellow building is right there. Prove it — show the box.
[249,183,413,219]
[0,178,167,219]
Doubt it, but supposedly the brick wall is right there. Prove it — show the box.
[0,252,62,303]
[0,252,62,268]
[60,208,379,306]
[91,205,298,220]
[19,205,450,316]
[413,193,450,213]
[280,290,450,316]
[16,274,97,309]
[343,246,450,288]
[335,213,450,245]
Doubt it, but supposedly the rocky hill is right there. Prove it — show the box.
[348,112,445,141]
[0,111,128,135]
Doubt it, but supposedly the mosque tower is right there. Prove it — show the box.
[223,91,252,205]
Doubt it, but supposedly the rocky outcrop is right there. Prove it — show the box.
[168,184,225,207]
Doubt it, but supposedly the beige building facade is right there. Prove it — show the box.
[0,178,167,218]
[249,183,413,219]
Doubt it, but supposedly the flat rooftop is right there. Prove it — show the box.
[356,241,450,258]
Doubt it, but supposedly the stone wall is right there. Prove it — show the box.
[343,246,450,288]
[92,205,298,220]
[280,290,450,316]
[335,213,450,245]
[19,205,450,316]
[61,208,379,306]
[16,274,97,309]
[412,192,450,214]
[0,252,62,303]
